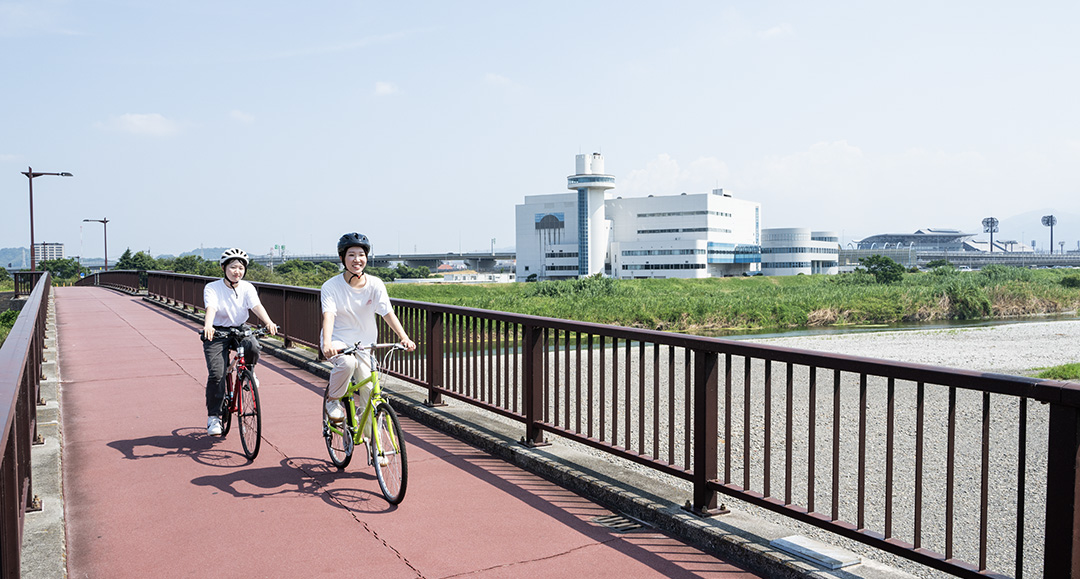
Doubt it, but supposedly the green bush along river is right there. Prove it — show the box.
[387,266,1080,334]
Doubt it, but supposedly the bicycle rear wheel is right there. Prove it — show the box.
[323,392,353,469]
[372,402,408,504]
[220,372,234,437]
[238,369,261,460]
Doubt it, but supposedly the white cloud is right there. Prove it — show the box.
[374,81,399,96]
[758,23,793,40]
[0,2,80,38]
[95,113,182,137]
[620,154,730,196]
[229,110,255,123]
[484,73,513,87]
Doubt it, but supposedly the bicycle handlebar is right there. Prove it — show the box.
[198,326,278,342]
[339,342,406,356]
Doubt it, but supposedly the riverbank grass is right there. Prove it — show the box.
[1036,363,1080,381]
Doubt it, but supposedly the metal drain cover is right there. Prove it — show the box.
[591,514,644,533]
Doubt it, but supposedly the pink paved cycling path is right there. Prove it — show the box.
[56,287,762,578]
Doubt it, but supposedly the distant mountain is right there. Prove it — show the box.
[180,248,230,260]
[0,247,29,270]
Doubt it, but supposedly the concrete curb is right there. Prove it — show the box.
[22,292,66,579]
[140,294,915,579]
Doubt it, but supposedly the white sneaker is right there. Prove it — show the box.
[207,416,223,436]
[325,399,345,423]
[377,455,390,467]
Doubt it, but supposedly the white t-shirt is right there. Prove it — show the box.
[320,273,392,348]
[204,279,262,327]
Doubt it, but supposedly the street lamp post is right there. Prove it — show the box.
[982,217,998,253]
[21,167,73,271]
[83,218,110,271]
[1042,215,1057,255]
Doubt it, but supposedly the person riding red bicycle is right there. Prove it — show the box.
[202,248,278,436]
[321,233,415,424]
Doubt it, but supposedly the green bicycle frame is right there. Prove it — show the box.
[325,353,401,457]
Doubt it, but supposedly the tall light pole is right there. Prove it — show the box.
[83,218,110,271]
[1042,215,1057,254]
[21,167,74,271]
[982,217,998,253]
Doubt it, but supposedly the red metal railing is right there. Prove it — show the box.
[12,272,45,298]
[73,270,140,293]
[105,271,1080,577]
[0,273,50,578]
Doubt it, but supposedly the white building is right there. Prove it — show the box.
[760,228,839,276]
[33,242,65,262]
[516,154,762,280]
[607,189,761,278]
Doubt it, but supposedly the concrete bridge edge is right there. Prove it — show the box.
[22,291,67,578]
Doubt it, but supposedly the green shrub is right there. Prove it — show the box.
[979,264,1033,284]
[1036,363,1080,381]
[0,309,18,327]
[944,281,991,319]
[829,271,877,286]
[1061,275,1080,289]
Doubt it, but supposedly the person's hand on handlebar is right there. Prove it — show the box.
[203,324,215,342]
[322,343,340,359]
[265,322,278,336]
[399,337,416,352]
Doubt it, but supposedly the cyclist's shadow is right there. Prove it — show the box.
[108,429,397,512]
[107,427,246,467]
[190,456,398,513]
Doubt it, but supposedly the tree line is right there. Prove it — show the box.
[30,249,434,288]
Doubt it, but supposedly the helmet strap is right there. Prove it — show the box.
[344,269,365,285]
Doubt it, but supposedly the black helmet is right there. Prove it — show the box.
[337,233,371,258]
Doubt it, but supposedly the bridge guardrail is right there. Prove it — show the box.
[73,270,141,293]
[0,272,50,578]
[127,270,1080,577]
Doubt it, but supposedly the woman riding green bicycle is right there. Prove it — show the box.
[320,233,415,426]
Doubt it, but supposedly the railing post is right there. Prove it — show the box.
[687,347,722,515]
[281,287,293,349]
[425,311,445,407]
[1044,401,1080,576]
[1,431,21,577]
[522,323,547,447]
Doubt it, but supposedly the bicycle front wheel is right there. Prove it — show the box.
[372,402,408,504]
[324,393,353,469]
[220,372,234,437]
[238,369,261,460]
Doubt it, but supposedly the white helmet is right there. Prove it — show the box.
[219,248,249,268]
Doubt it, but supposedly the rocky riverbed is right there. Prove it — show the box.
[743,318,1080,378]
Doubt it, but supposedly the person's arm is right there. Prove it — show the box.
[203,283,218,341]
[381,310,416,351]
[321,311,337,359]
[251,304,277,336]
[203,307,217,341]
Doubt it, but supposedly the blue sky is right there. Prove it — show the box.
[2,1,1077,260]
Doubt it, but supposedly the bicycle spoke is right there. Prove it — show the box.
[238,369,261,460]
[324,393,353,468]
[373,402,408,504]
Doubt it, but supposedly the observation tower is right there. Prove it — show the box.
[567,153,615,276]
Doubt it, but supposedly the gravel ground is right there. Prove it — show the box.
[730,318,1080,579]
[427,318,1080,578]
[743,318,1080,378]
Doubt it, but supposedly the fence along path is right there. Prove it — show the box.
[55,286,755,578]
[82,270,1080,577]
